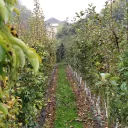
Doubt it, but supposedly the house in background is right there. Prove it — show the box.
[45,17,62,38]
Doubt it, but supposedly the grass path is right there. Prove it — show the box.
[54,64,83,128]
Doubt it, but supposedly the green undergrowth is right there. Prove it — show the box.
[54,64,83,128]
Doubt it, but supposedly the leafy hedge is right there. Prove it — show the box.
[56,0,128,127]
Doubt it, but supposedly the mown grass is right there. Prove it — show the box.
[54,64,82,128]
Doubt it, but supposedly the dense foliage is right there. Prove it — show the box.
[0,0,56,127]
[14,0,56,127]
[56,43,65,62]
[56,0,128,127]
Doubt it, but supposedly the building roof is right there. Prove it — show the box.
[45,17,61,24]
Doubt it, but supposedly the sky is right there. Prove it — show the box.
[21,0,107,21]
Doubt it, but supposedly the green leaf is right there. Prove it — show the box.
[105,73,110,79]
[110,77,120,81]
[0,44,6,63]
[80,11,84,16]
[0,103,8,115]
[121,82,127,91]
[95,81,103,86]
[26,48,41,73]
[13,8,20,15]
[92,72,100,79]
